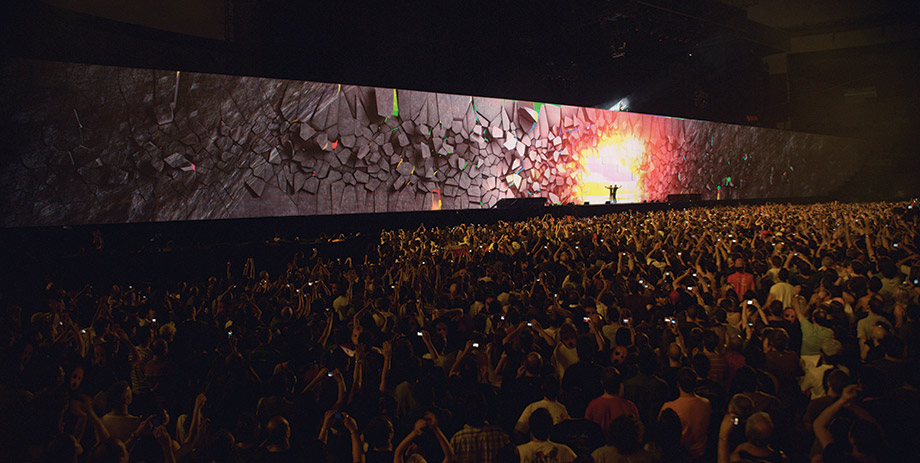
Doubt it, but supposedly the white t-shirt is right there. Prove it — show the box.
[769,281,795,308]
[514,399,570,434]
[552,343,578,379]
[517,440,577,463]
[592,445,656,463]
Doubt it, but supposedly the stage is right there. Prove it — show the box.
[1,195,828,300]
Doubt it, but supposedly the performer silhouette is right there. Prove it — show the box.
[606,184,620,203]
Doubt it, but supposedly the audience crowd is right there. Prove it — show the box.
[2,201,919,463]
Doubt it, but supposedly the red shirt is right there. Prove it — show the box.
[726,271,755,298]
[585,395,639,435]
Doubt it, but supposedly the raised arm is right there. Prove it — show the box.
[394,419,427,463]
[814,384,860,449]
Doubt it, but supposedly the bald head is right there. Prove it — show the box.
[524,352,543,375]
[265,416,291,446]
[745,412,774,448]
[870,324,888,344]
[667,342,682,360]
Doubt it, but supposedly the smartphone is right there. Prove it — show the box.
[583,317,590,323]
[747,300,753,305]
[334,412,344,420]
[472,342,480,348]
[527,322,533,327]
[327,371,334,377]
[687,286,693,291]
[732,417,740,426]
[622,318,629,324]
[416,331,423,337]
[151,318,157,323]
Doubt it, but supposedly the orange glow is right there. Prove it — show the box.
[574,131,645,203]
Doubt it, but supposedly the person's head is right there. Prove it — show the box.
[690,353,710,379]
[770,256,783,269]
[656,408,683,450]
[364,416,394,450]
[264,416,291,448]
[601,367,623,396]
[435,319,449,339]
[881,335,905,360]
[666,342,682,362]
[733,258,745,271]
[820,338,843,363]
[93,342,109,367]
[727,334,744,353]
[560,324,577,350]
[529,408,553,441]
[207,429,239,463]
[45,433,81,463]
[151,338,168,357]
[745,412,774,448]
[728,393,754,420]
[67,364,85,392]
[607,414,643,455]
[867,297,883,315]
[524,352,543,376]
[676,367,697,395]
[106,381,132,411]
[782,307,797,324]
[767,300,784,318]
[158,323,176,341]
[777,268,789,282]
[848,419,886,460]
[733,366,758,393]
[824,369,850,397]
[256,327,272,346]
[870,323,888,346]
[702,330,720,353]
[134,324,152,346]
[575,334,597,363]
[811,307,830,328]
[636,350,658,376]
[768,329,789,352]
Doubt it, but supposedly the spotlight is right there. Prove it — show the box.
[609,98,629,112]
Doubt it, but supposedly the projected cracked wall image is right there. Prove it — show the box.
[0,60,861,227]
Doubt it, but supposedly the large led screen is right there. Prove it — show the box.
[0,60,861,227]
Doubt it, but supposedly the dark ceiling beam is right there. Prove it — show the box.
[637,0,790,52]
